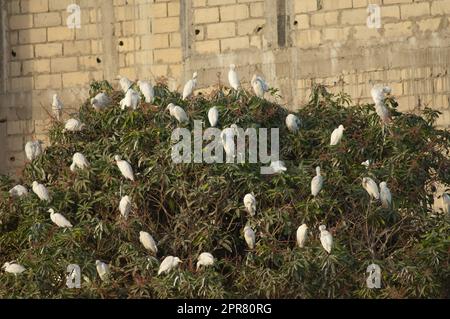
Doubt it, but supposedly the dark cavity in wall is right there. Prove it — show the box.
[276,0,287,48]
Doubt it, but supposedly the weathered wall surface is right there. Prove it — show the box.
[0,0,449,176]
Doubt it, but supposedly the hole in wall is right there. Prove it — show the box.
[11,50,16,57]
[293,20,298,26]
[96,57,102,63]
[195,29,200,35]
[119,40,124,46]
[9,156,15,162]
[256,26,263,33]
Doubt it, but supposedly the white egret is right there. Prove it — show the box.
[330,125,345,146]
[9,185,28,198]
[311,166,324,197]
[70,152,89,172]
[442,193,450,214]
[91,92,111,111]
[25,140,43,161]
[182,72,198,100]
[139,231,158,254]
[52,94,63,120]
[286,114,301,133]
[251,74,268,98]
[117,75,133,93]
[221,127,237,160]
[244,226,255,250]
[49,208,73,228]
[380,182,392,209]
[243,193,256,216]
[196,252,214,270]
[63,118,85,132]
[32,181,50,202]
[120,88,141,110]
[296,224,308,248]
[2,262,25,274]
[362,177,380,200]
[166,103,189,124]
[269,160,287,174]
[158,256,182,275]
[361,160,371,168]
[228,64,240,90]
[319,225,333,254]
[114,155,135,181]
[208,107,219,127]
[137,80,155,103]
[95,260,110,281]
[119,195,132,219]
[371,85,392,124]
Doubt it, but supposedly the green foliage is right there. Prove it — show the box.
[0,81,449,298]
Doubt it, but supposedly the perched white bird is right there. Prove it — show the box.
[166,103,189,124]
[70,152,89,172]
[119,195,132,219]
[228,64,240,90]
[95,260,110,281]
[32,181,50,202]
[269,160,287,174]
[9,185,28,198]
[330,125,345,146]
[158,256,182,275]
[208,107,219,127]
[137,80,155,103]
[25,140,43,161]
[114,155,135,181]
[196,252,214,270]
[91,92,111,111]
[442,193,450,214]
[182,72,198,100]
[371,86,392,124]
[362,177,380,200]
[379,182,392,209]
[52,94,63,120]
[63,118,85,132]
[251,74,268,98]
[2,262,25,274]
[49,208,73,228]
[296,224,308,248]
[286,114,301,133]
[311,166,324,197]
[243,193,256,217]
[120,89,141,110]
[139,231,158,254]
[221,126,237,160]
[319,225,333,254]
[244,226,256,250]
[117,75,133,93]
[361,160,371,168]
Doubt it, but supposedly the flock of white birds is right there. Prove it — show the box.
[4,65,450,282]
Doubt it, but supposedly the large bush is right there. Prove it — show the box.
[0,81,449,298]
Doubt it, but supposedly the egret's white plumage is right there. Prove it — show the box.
[95,260,110,281]
[311,166,324,197]
[52,94,63,120]
[137,80,155,103]
[25,140,43,161]
[9,185,28,198]
[49,208,73,228]
[182,72,197,100]
[119,195,132,219]
[228,64,240,90]
[296,224,308,248]
[251,74,268,98]
[442,193,450,214]
[362,177,380,200]
[361,160,371,168]
[120,89,141,110]
[243,193,256,217]
[208,107,219,127]
[2,262,25,274]
[117,76,133,93]
[70,152,89,172]
[319,225,333,254]
[32,181,50,202]
[380,182,392,209]
[115,155,135,181]
[91,93,111,111]
[196,252,214,270]
[139,231,158,254]
[63,118,85,132]
[244,226,255,250]
[158,256,182,275]
[286,114,301,133]
[330,125,345,146]
[166,103,189,124]
[269,160,287,174]
[221,126,237,160]
[371,85,392,124]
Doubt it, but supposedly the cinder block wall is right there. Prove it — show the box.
[0,0,449,176]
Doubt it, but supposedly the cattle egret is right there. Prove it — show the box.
[49,208,73,228]
[319,225,333,254]
[371,86,392,124]
[158,256,182,275]
[120,89,141,110]
[117,76,133,93]
[330,125,345,146]
[166,103,189,124]
[442,193,450,214]
[91,93,111,111]
[197,252,214,270]
[114,155,135,181]
[221,127,237,160]
[95,260,110,281]
[139,231,158,254]
[2,262,25,275]
[137,80,155,103]
[362,177,380,200]
[286,114,301,133]
[228,64,240,90]
[32,181,50,202]
[9,185,28,198]
[63,118,85,132]
[244,226,256,250]
[269,160,287,174]
[182,72,197,100]
[311,166,324,197]
[52,94,63,120]
[251,74,268,98]
[70,152,89,172]
[208,107,219,127]
[296,224,308,248]
[243,193,256,216]
[380,182,392,209]
[25,140,43,161]
[361,160,371,168]
[119,195,132,219]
